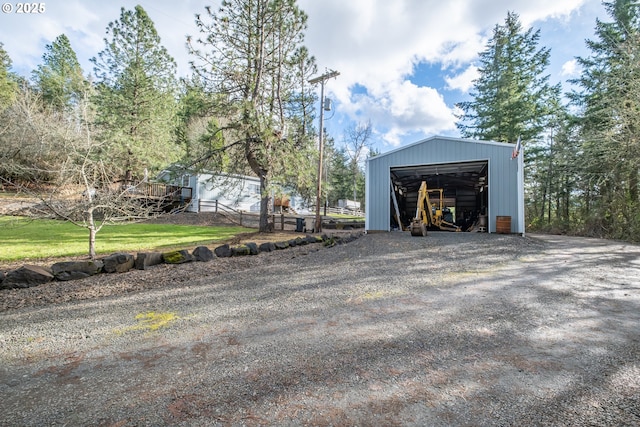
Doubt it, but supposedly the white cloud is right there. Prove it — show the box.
[0,0,602,149]
[561,59,580,77]
[300,0,598,146]
[343,80,457,147]
[1,1,107,74]
[445,65,480,93]
[515,0,589,26]
[0,0,203,76]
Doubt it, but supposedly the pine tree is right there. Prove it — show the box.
[188,0,318,232]
[456,12,561,144]
[326,141,352,206]
[91,5,180,178]
[525,113,581,230]
[32,34,87,113]
[570,0,640,239]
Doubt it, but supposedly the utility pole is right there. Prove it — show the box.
[309,69,339,232]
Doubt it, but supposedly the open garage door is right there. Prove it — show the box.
[390,160,488,232]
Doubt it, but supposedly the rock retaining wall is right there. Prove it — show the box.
[0,232,363,290]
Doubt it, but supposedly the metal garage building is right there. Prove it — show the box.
[365,136,524,234]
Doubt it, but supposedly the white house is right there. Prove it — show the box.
[158,171,306,214]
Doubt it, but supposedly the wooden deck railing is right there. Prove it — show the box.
[124,182,192,202]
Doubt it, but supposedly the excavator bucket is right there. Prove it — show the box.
[410,219,427,236]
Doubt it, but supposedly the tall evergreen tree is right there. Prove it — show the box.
[32,34,87,113]
[525,113,581,230]
[0,42,17,111]
[456,12,561,144]
[92,5,180,178]
[570,0,640,239]
[188,0,318,232]
[175,77,209,140]
[323,137,350,207]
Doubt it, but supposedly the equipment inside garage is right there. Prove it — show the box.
[390,160,488,232]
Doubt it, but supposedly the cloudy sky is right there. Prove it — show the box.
[0,0,606,152]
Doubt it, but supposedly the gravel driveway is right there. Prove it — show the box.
[1,232,639,426]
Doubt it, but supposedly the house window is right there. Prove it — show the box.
[181,175,190,187]
[248,183,260,195]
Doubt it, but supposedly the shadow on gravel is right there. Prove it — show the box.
[1,232,639,426]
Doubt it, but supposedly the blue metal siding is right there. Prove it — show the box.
[366,136,521,233]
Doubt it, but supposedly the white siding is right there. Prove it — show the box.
[194,174,261,212]
[159,170,307,214]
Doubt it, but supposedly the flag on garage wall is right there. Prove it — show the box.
[511,136,521,160]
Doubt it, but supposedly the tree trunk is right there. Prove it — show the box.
[259,174,269,232]
[546,135,554,224]
[540,181,547,223]
[89,227,97,260]
[561,173,568,222]
[584,187,590,218]
[245,138,270,232]
[87,208,97,260]
[353,175,357,203]
[630,168,638,204]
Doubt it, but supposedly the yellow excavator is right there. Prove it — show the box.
[410,181,461,236]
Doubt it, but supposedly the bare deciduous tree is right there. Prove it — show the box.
[343,120,372,203]
[1,87,176,259]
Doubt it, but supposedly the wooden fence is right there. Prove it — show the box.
[197,199,365,231]
[308,206,365,218]
[198,199,308,231]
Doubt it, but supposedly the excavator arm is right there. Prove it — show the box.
[410,181,461,236]
[410,181,431,236]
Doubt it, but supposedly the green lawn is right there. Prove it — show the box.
[0,216,252,261]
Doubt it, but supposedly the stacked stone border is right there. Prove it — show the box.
[0,232,363,290]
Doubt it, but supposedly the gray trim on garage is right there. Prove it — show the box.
[365,135,524,234]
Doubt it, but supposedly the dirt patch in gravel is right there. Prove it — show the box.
[1,232,639,426]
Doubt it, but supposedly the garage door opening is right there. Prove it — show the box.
[390,160,489,232]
